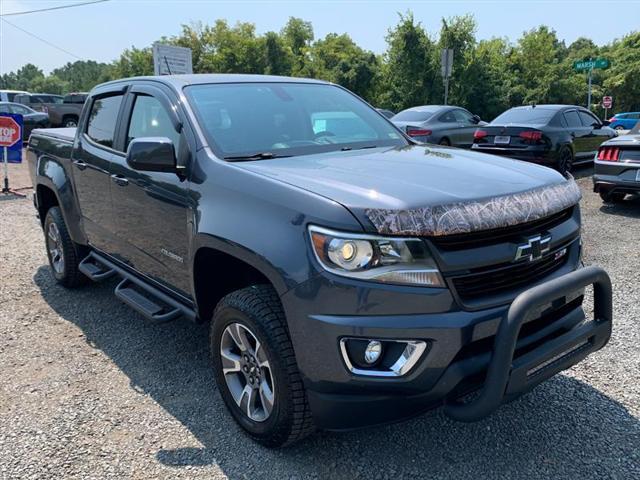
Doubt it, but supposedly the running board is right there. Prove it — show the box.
[79,255,116,281]
[79,251,196,323]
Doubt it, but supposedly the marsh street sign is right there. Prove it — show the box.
[573,58,610,71]
[153,43,193,76]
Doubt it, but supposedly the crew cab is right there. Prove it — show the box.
[27,74,612,447]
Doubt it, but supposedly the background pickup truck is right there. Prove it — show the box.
[15,92,84,127]
[27,74,612,448]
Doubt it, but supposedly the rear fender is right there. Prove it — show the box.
[34,150,87,245]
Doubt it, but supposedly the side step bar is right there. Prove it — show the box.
[80,251,196,323]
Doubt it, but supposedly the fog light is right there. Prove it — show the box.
[364,340,382,364]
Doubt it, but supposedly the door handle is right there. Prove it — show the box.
[111,174,129,187]
[73,160,87,170]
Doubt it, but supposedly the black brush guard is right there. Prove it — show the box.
[444,266,612,422]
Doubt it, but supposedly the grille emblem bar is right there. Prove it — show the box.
[515,235,552,262]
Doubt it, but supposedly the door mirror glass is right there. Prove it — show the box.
[601,120,610,127]
[126,137,177,172]
[472,114,481,124]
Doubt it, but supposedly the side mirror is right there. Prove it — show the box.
[126,137,177,173]
[601,120,611,127]
[472,114,482,124]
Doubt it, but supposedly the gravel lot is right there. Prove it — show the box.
[0,164,638,479]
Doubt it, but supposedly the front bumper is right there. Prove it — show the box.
[284,267,612,430]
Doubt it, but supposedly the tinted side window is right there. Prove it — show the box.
[563,110,582,128]
[453,109,475,124]
[439,111,457,123]
[86,95,124,149]
[126,95,180,149]
[578,110,599,127]
[11,104,31,115]
[7,93,19,102]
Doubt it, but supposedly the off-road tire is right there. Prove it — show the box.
[210,285,315,447]
[43,207,87,288]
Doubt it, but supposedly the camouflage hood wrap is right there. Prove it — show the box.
[365,178,581,237]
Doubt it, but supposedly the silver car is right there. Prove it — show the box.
[392,105,486,148]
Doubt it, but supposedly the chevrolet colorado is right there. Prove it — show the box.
[27,74,612,447]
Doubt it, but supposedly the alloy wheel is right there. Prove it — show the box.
[220,322,275,422]
[46,222,65,274]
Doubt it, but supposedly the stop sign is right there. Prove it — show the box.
[0,116,21,147]
[602,96,613,109]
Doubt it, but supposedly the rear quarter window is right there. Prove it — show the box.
[86,94,124,150]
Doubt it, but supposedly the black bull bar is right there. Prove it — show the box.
[444,266,612,422]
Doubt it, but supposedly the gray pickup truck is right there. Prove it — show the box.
[27,74,612,447]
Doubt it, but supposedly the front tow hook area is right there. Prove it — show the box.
[444,266,612,422]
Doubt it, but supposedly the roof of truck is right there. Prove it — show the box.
[97,73,329,90]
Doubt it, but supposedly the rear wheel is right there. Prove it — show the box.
[43,207,87,287]
[210,285,314,447]
[558,147,574,175]
[438,137,451,146]
[62,116,78,128]
[599,191,626,203]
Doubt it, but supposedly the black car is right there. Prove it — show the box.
[593,120,640,202]
[472,105,616,173]
[0,102,49,140]
[391,105,486,147]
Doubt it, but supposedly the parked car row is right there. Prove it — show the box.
[0,102,50,141]
[387,103,617,174]
[0,90,87,128]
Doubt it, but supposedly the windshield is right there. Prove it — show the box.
[492,107,556,125]
[391,108,439,122]
[185,82,406,159]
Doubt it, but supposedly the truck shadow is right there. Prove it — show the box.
[34,266,639,479]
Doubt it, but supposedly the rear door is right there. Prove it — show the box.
[577,109,608,157]
[562,109,590,157]
[108,83,191,294]
[72,87,127,253]
[451,108,479,148]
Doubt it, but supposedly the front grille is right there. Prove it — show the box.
[451,249,568,301]
[430,207,574,251]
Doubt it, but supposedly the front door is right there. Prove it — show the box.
[452,109,480,148]
[71,92,125,252]
[108,86,191,294]
[562,109,590,157]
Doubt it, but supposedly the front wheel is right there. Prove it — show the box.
[210,285,314,447]
[63,117,78,128]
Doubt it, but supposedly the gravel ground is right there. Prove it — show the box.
[0,164,638,479]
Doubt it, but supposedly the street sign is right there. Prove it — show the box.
[602,96,613,109]
[441,48,454,78]
[153,43,193,76]
[1,113,23,194]
[0,115,21,148]
[573,58,610,71]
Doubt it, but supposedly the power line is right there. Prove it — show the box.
[0,0,110,17]
[1,18,83,60]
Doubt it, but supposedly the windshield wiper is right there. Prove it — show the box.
[224,152,291,161]
[340,144,379,152]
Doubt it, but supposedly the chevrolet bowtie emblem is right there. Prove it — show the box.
[515,234,552,262]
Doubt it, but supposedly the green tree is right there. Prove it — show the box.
[281,17,314,75]
[113,46,153,78]
[379,12,436,111]
[437,15,477,106]
[199,20,265,73]
[603,31,640,112]
[263,31,293,76]
[309,33,379,99]
[51,60,112,92]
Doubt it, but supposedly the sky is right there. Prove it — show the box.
[1,0,639,75]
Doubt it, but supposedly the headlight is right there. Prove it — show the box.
[308,226,444,287]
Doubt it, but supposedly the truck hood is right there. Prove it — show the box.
[236,145,577,235]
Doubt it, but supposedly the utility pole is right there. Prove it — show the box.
[441,48,453,106]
